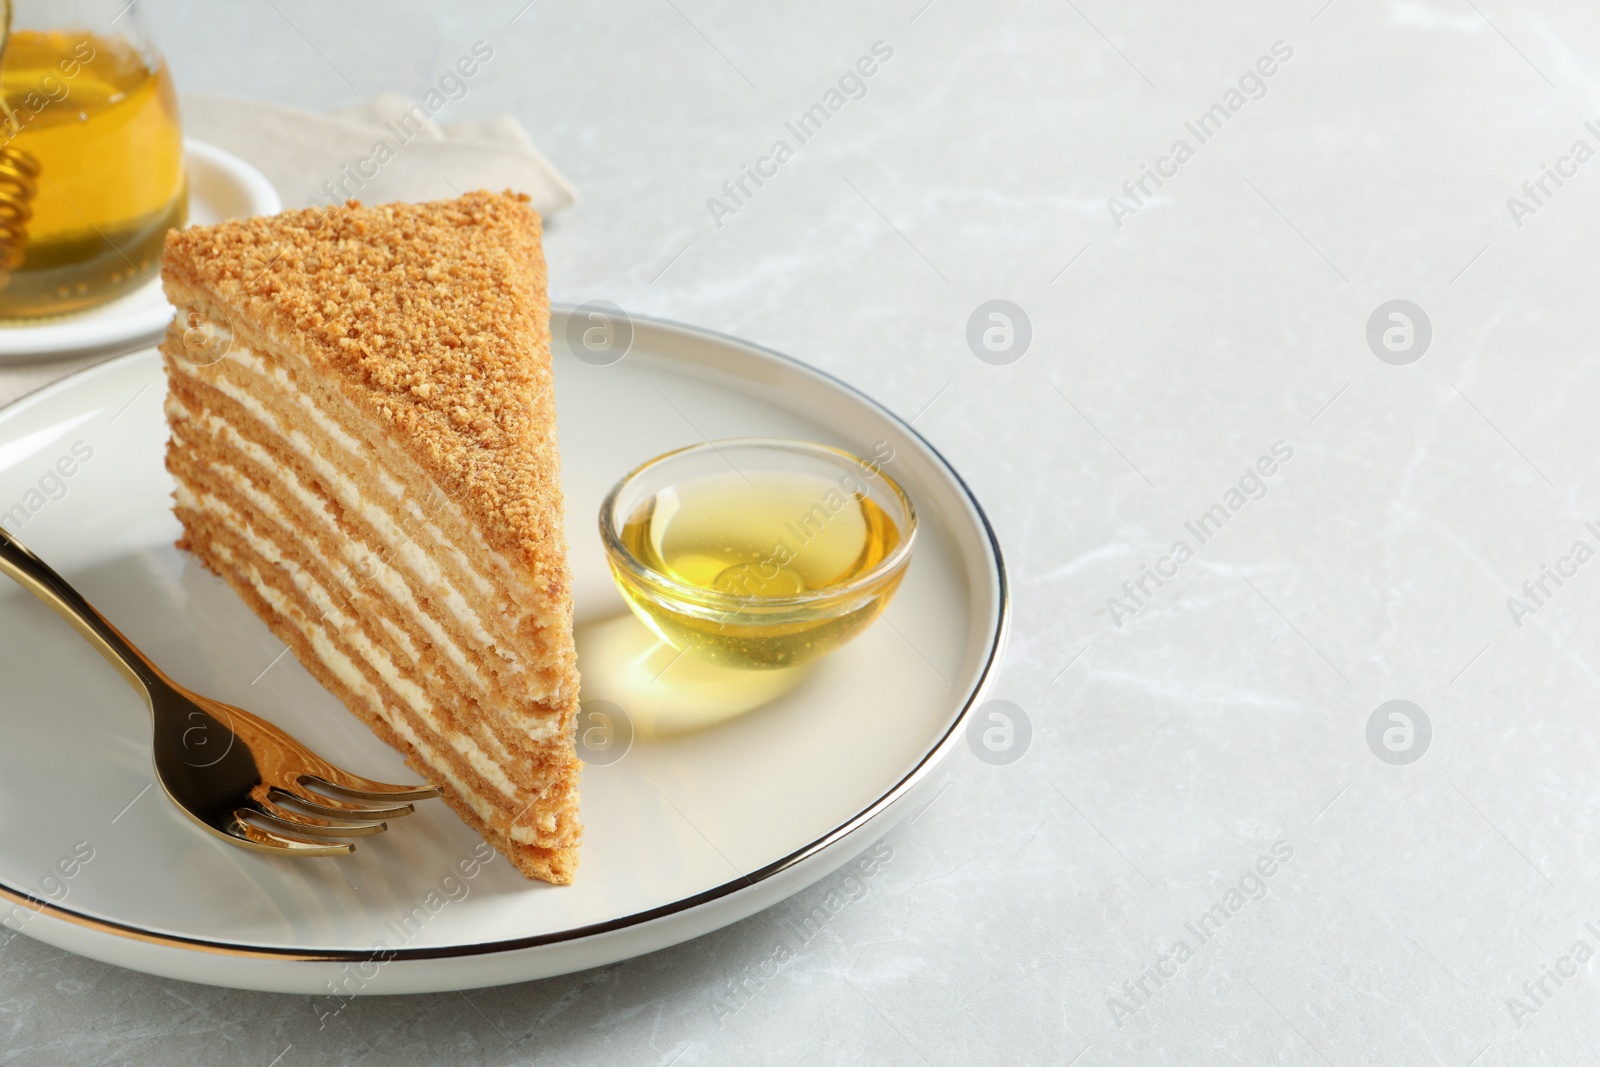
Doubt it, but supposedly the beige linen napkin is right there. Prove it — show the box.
[0,93,576,406]
[184,93,576,218]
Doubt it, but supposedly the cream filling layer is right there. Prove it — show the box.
[179,440,534,774]
[170,448,563,749]
[171,396,499,707]
[204,535,554,845]
[197,325,530,612]
[186,322,472,581]
[212,335,570,701]
[205,541,525,837]
[171,360,529,688]
[178,482,532,795]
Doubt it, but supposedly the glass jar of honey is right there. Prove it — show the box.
[0,0,185,319]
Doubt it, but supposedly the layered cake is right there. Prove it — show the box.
[159,191,581,884]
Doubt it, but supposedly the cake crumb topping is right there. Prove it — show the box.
[161,191,566,594]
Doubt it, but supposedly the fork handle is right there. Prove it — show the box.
[0,525,170,698]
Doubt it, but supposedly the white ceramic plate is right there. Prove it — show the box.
[0,139,282,363]
[0,310,1007,994]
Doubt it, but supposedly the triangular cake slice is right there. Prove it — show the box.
[158,191,581,883]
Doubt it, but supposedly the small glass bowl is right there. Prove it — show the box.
[599,438,917,670]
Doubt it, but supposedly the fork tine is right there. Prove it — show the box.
[301,771,441,803]
[245,801,390,839]
[228,817,356,856]
[271,785,416,822]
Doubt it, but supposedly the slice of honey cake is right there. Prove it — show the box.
[158,190,581,884]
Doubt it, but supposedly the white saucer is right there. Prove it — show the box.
[0,310,1007,993]
[0,139,281,363]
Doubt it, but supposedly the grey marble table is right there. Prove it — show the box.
[6,0,1600,1063]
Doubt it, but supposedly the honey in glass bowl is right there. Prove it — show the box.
[601,439,917,671]
[0,22,185,319]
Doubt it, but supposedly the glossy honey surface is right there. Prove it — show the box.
[0,31,185,318]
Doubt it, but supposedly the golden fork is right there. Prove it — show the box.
[0,526,439,856]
